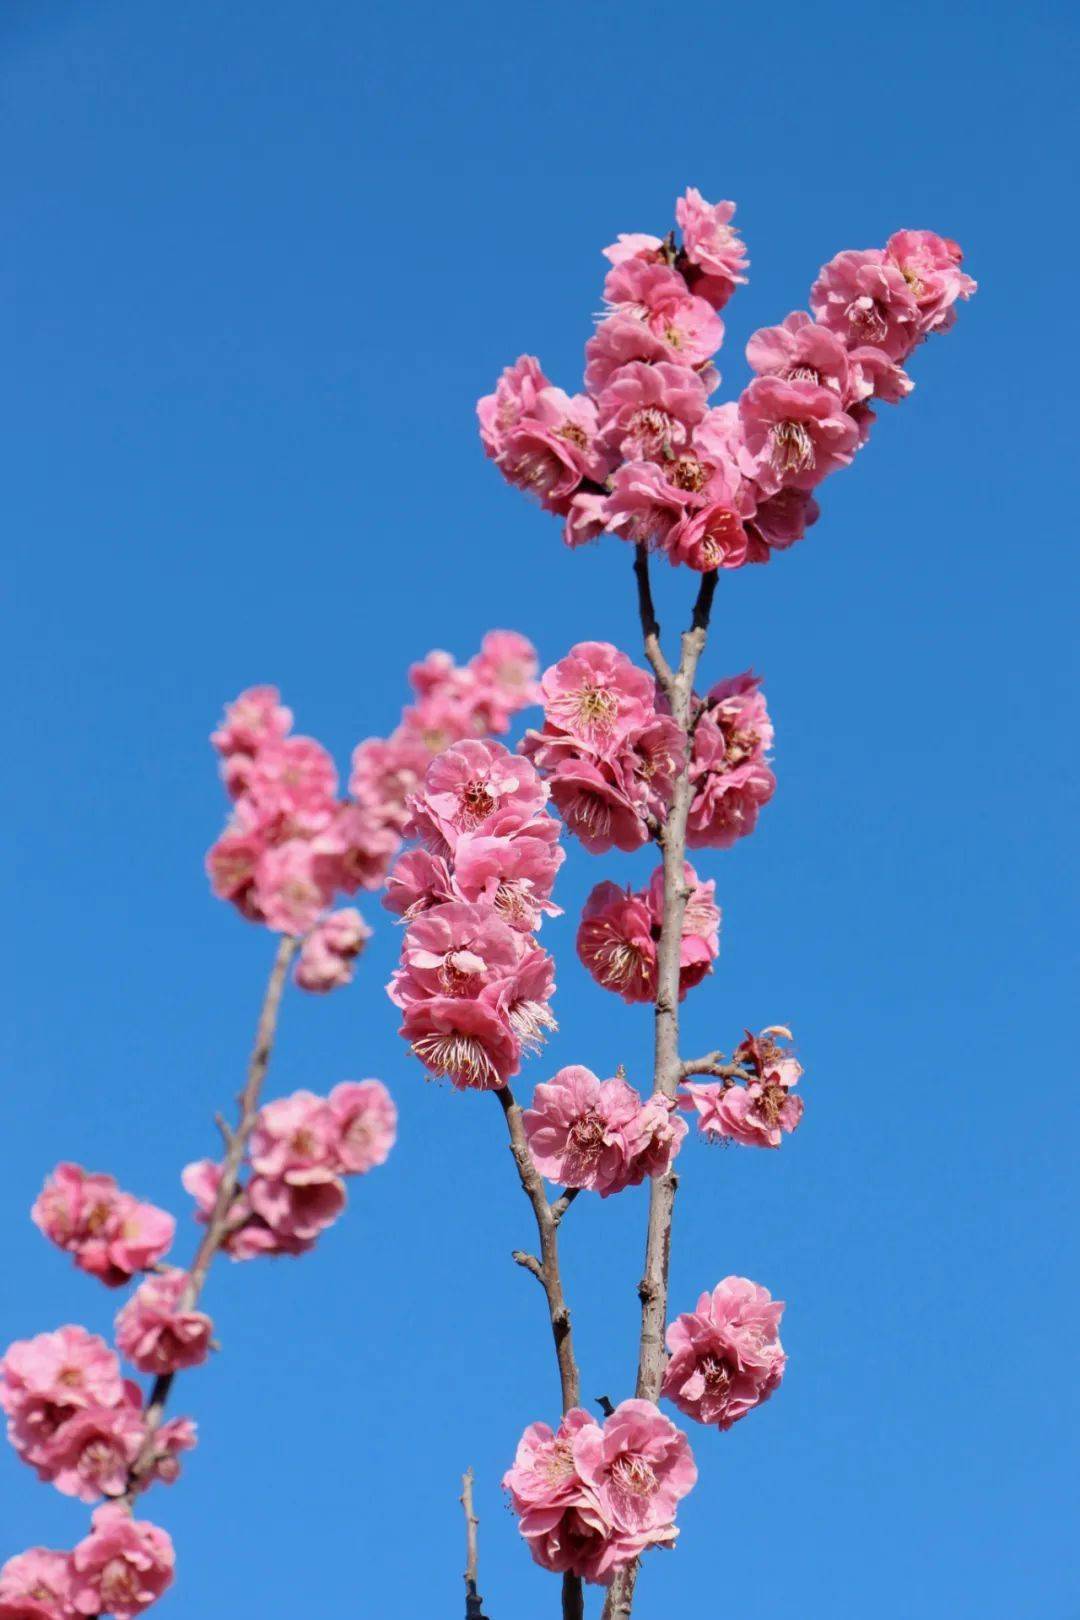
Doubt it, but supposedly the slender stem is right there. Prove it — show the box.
[122,934,297,1502]
[495,1087,581,1411]
[604,557,719,1619]
[633,543,675,695]
[495,1085,584,1620]
[461,1468,489,1620]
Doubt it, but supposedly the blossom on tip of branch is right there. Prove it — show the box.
[681,1026,804,1149]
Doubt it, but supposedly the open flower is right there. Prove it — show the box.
[662,1277,786,1430]
[114,1270,213,1377]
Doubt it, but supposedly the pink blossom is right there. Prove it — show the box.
[597,361,707,463]
[294,906,371,993]
[349,733,431,835]
[523,1066,641,1195]
[602,232,664,266]
[250,1091,339,1180]
[738,376,860,496]
[662,1277,786,1430]
[1,1329,125,1446]
[310,803,398,894]
[603,259,724,368]
[467,630,541,727]
[675,189,748,308]
[31,1166,175,1288]
[114,1269,212,1377]
[746,310,857,401]
[687,672,776,850]
[537,642,656,756]
[562,490,609,550]
[544,757,649,854]
[745,487,820,559]
[240,734,338,827]
[328,1080,397,1174]
[687,1026,805,1148]
[666,500,748,572]
[576,883,657,1004]
[211,685,292,759]
[492,941,558,1055]
[573,1398,696,1536]
[602,459,692,551]
[33,1393,145,1502]
[645,863,721,997]
[450,832,564,933]
[246,1171,347,1246]
[495,388,609,512]
[0,1549,75,1618]
[388,901,520,1008]
[408,739,548,850]
[504,1409,656,1585]
[142,1414,197,1488]
[624,1092,688,1183]
[477,355,551,459]
[252,838,335,935]
[885,229,976,336]
[70,1505,174,1620]
[205,826,266,921]
[381,847,456,919]
[583,313,672,396]
[400,991,520,1090]
[810,247,921,360]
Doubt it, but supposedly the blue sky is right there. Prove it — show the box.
[2,2,1077,1616]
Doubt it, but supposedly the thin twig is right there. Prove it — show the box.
[633,544,675,695]
[495,1085,584,1620]
[461,1468,489,1620]
[550,1186,581,1226]
[121,934,297,1503]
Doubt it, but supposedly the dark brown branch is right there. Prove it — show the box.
[122,935,297,1503]
[633,545,675,695]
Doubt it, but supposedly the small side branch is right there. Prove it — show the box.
[461,1469,489,1620]
[122,934,297,1502]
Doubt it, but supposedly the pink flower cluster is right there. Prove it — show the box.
[504,1400,695,1585]
[682,1027,804,1149]
[577,864,720,1004]
[520,642,683,854]
[206,632,540,984]
[386,739,564,1091]
[31,1167,175,1290]
[0,1326,194,1505]
[522,645,775,854]
[183,1080,396,1258]
[685,671,775,848]
[0,1505,174,1618]
[479,192,974,569]
[661,1276,786,1431]
[523,1066,686,1195]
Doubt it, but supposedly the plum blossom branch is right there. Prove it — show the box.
[602,556,717,1620]
[633,543,674,696]
[461,1469,489,1620]
[122,934,297,1502]
[495,1086,585,1620]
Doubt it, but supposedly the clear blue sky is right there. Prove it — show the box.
[2,3,1076,1616]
